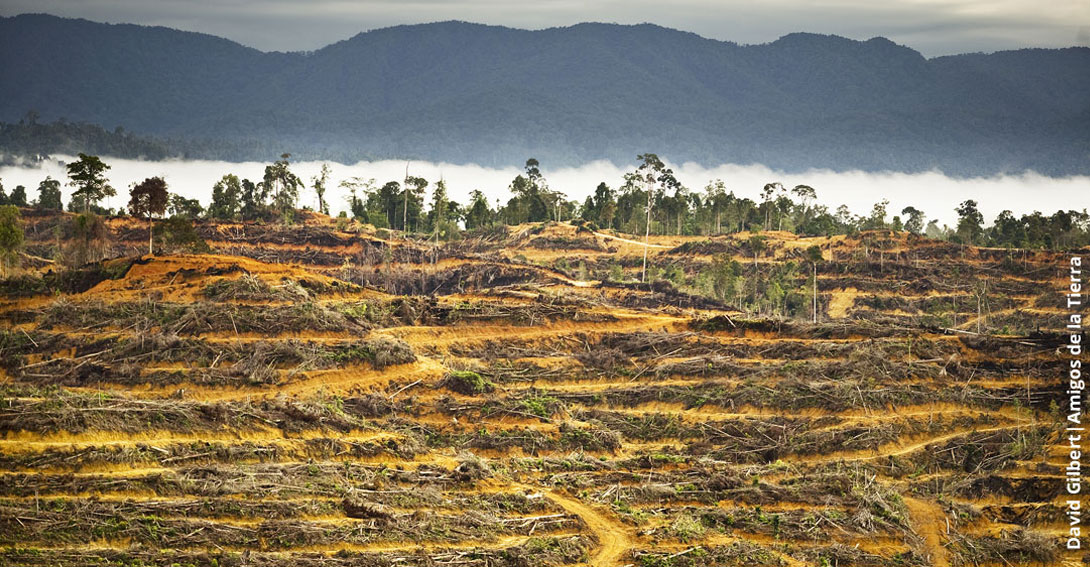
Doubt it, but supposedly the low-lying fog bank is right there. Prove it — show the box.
[2,157,1086,227]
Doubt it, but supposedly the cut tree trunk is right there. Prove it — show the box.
[642,187,652,283]
[812,262,817,323]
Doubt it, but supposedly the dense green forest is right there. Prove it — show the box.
[2,14,1088,174]
[0,116,174,164]
[0,117,290,165]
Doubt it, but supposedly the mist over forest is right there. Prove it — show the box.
[2,155,1085,228]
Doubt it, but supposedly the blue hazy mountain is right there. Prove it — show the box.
[2,14,1088,175]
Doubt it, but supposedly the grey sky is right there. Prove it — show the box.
[2,0,1088,56]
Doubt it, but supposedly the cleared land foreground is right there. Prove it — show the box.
[0,215,1079,566]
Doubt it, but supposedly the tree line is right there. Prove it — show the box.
[3,152,1088,254]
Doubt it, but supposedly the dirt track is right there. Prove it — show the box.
[522,484,632,567]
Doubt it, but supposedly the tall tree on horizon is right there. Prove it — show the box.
[760,182,781,231]
[901,206,925,235]
[791,184,816,228]
[339,176,377,222]
[631,153,680,282]
[703,180,728,234]
[35,177,63,211]
[955,199,984,245]
[128,176,169,255]
[401,175,428,232]
[209,174,243,220]
[262,153,303,222]
[464,190,493,230]
[9,186,27,207]
[312,163,331,216]
[376,181,401,228]
[805,244,823,323]
[66,153,114,214]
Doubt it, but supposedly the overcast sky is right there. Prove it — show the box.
[2,0,1087,56]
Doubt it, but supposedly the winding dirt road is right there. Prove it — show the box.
[904,496,950,567]
[517,483,632,566]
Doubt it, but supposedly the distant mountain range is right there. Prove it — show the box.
[2,13,1088,175]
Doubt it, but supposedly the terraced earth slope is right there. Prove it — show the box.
[1,215,1078,566]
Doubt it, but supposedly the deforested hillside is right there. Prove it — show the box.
[0,215,1076,566]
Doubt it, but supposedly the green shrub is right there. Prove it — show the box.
[669,513,706,542]
[521,395,561,418]
[157,216,210,254]
[444,370,494,395]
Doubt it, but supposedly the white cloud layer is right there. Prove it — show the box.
[3,157,1087,228]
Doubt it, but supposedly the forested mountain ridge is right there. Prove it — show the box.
[2,13,1088,175]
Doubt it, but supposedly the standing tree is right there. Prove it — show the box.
[9,186,27,207]
[729,195,756,233]
[401,176,428,232]
[128,177,169,255]
[760,182,781,230]
[631,153,680,282]
[427,179,448,231]
[901,206,926,235]
[592,182,616,228]
[704,180,728,234]
[525,159,544,188]
[464,190,493,230]
[791,184,816,228]
[663,185,690,235]
[774,190,793,231]
[541,188,569,222]
[805,245,823,323]
[600,197,617,231]
[525,158,550,218]
[990,210,1024,248]
[580,195,595,221]
[0,205,24,276]
[955,199,984,245]
[835,205,856,230]
[426,179,453,262]
[339,177,377,223]
[262,154,303,222]
[746,234,768,307]
[62,213,112,267]
[169,194,204,219]
[66,153,115,214]
[209,174,243,220]
[35,177,63,211]
[925,219,945,240]
[747,234,767,270]
[312,163,331,215]
[378,181,401,228]
[505,159,549,224]
[239,178,261,220]
[865,199,890,230]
